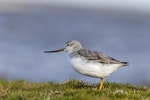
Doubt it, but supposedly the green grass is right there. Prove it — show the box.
[0,79,150,100]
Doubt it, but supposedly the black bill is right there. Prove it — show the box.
[44,48,65,53]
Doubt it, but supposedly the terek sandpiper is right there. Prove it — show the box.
[44,40,128,90]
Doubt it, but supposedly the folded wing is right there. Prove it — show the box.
[78,49,128,66]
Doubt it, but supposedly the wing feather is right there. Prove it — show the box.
[78,49,127,65]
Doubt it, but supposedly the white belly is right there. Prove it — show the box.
[71,57,122,78]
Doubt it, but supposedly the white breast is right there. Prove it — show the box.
[70,57,122,78]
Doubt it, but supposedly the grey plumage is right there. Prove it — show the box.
[70,48,128,65]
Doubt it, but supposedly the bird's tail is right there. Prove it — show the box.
[122,62,129,66]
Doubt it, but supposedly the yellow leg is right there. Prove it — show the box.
[99,78,104,90]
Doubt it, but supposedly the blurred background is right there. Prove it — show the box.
[0,0,150,85]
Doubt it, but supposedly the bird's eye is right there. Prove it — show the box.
[66,44,69,46]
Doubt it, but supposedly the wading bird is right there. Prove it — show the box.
[44,40,128,90]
